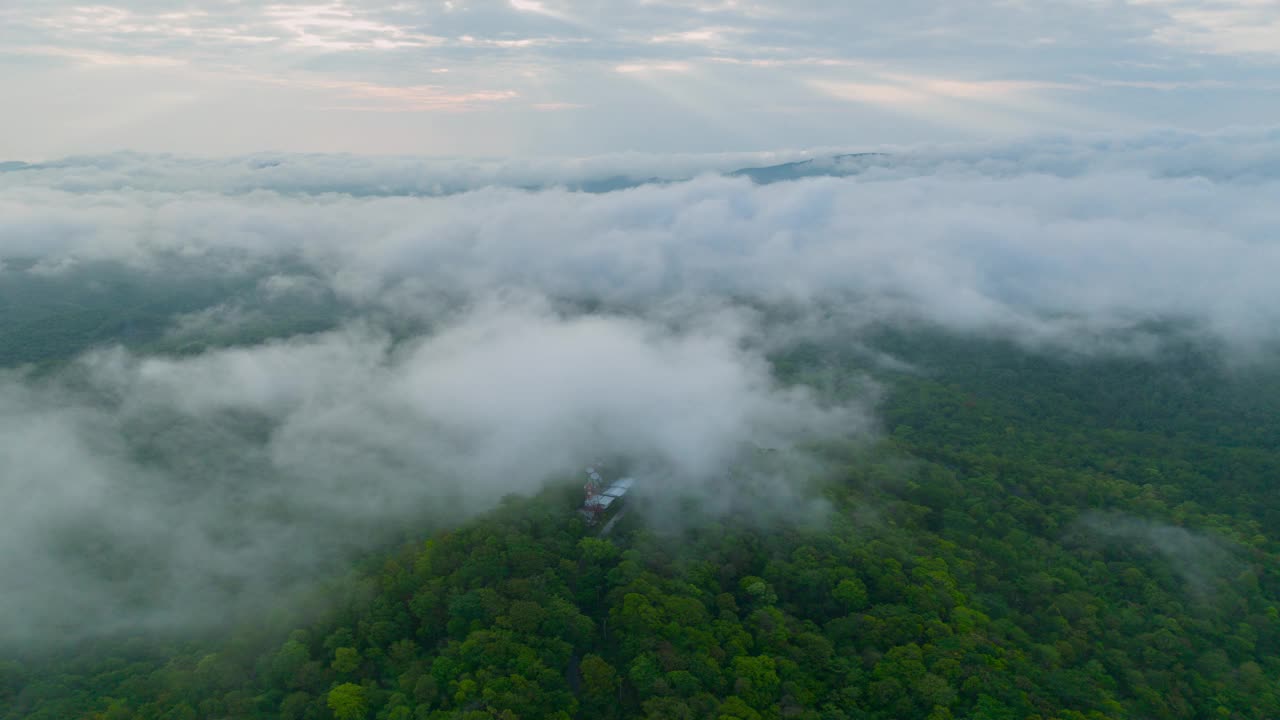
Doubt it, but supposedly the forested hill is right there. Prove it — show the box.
[4,331,1280,720]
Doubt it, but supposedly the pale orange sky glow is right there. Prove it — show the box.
[1,0,1277,158]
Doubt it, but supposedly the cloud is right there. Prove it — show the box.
[3,1,1279,156]
[0,300,851,647]
[1072,511,1243,595]
[615,60,694,74]
[0,146,824,196]
[4,128,1280,350]
[313,79,519,112]
[532,101,586,110]
[263,3,448,51]
[1141,0,1280,57]
[8,45,189,68]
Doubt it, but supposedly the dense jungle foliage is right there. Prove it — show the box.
[4,327,1279,720]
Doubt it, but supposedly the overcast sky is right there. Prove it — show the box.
[3,0,1279,159]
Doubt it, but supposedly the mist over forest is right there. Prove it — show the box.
[4,130,1280,720]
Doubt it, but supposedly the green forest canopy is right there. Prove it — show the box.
[4,327,1279,720]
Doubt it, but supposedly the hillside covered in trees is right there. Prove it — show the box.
[6,130,1280,720]
[5,328,1278,720]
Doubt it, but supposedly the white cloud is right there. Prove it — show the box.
[615,60,694,73]
[5,129,1280,348]
[1139,0,1280,57]
[2,1,1278,156]
[0,301,850,645]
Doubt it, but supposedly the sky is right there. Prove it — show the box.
[2,0,1280,159]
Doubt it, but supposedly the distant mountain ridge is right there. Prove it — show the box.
[0,152,890,196]
[556,152,893,193]
[728,152,890,184]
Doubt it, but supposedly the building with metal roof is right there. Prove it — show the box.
[580,471,634,525]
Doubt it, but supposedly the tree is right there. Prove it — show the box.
[717,696,764,720]
[732,655,780,711]
[328,683,368,720]
[270,638,311,687]
[581,654,620,715]
[333,647,361,674]
[833,578,869,613]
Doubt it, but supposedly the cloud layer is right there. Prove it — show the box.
[2,1,1278,157]
[0,301,848,647]
[5,128,1280,349]
[3,128,1279,647]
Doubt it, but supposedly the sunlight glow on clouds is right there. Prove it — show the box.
[615,61,694,73]
[1136,0,1280,55]
[0,1,1278,157]
[264,3,447,50]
